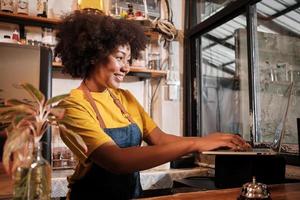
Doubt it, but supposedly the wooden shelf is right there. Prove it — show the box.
[0,11,60,27]
[52,62,166,78]
[0,11,160,39]
[129,67,167,78]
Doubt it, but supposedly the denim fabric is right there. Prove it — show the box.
[70,123,143,200]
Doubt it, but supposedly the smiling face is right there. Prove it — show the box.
[91,45,131,90]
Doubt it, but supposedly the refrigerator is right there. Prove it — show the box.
[0,42,52,162]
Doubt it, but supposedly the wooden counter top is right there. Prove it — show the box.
[1,165,300,199]
[0,167,211,199]
[141,183,300,200]
[0,171,12,200]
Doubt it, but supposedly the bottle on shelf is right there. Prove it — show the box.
[127,3,134,19]
[36,0,47,18]
[12,29,20,42]
[17,0,29,15]
[0,0,14,13]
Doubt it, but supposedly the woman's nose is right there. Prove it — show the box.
[121,64,130,74]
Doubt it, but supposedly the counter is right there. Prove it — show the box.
[51,167,212,198]
[0,167,212,199]
[1,165,300,199]
[141,183,300,200]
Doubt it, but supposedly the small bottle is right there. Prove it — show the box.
[41,27,53,46]
[12,30,20,42]
[37,0,47,18]
[0,0,14,13]
[17,0,29,15]
[127,3,134,19]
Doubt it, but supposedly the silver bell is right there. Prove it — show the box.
[238,177,271,200]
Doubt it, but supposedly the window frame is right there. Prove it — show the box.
[184,0,300,165]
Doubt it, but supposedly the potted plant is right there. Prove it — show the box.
[0,83,87,200]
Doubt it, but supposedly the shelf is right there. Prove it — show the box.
[0,11,60,27]
[0,11,160,39]
[52,62,167,78]
[129,67,167,78]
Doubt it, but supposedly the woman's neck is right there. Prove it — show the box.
[83,78,107,93]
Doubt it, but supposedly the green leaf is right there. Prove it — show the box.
[2,128,32,174]
[46,94,69,106]
[13,114,29,125]
[49,108,65,120]
[0,105,35,117]
[5,99,34,107]
[20,83,45,105]
[0,113,30,127]
[59,124,88,159]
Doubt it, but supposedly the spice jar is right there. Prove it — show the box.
[42,27,54,46]
[17,0,28,15]
[0,0,14,13]
[148,52,160,70]
[37,0,47,17]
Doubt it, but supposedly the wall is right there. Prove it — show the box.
[0,1,186,165]
[151,0,185,136]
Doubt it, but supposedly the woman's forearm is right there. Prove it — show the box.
[145,127,198,146]
[90,139,197,174]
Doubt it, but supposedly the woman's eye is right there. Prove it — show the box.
[116,57,123,61]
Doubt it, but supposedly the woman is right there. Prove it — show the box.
[56,10,250,200]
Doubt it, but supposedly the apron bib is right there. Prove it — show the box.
[69,82,143,200]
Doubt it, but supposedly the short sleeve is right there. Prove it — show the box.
[60,101,112,162]
[125,90,157,138]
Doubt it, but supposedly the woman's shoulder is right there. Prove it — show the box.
[111,88,137,103]
[111,88,132,98]
[59,89,87,108]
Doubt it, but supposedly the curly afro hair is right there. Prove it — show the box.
[55,10,148,78]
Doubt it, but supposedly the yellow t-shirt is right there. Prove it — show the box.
[60,88,157,182]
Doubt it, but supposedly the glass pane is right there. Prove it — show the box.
[199,15,250,139]
[111,0,160,18]
[190,0,236,27]
[254,0,300,153]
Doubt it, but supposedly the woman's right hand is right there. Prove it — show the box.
[194,132,251,152]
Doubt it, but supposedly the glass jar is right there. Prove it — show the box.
[27,142,51,200]
[12,152,32,200]
[17,0,28,15]
[0,0,14,13]
[36,0,47,17]
[148,52,160,70]
[41,27,54,46]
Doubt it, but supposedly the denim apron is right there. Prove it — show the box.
[69,82,143,200]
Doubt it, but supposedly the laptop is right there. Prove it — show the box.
[202,82,294,156]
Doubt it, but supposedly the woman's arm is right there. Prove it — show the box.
[144,127,249,150]
[89,129,249,174]
[89,139,197,174]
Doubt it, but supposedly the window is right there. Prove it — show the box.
[253,0,300,153]
[199,15,249,137]
[189,0,236,27]
[185,0,299,157]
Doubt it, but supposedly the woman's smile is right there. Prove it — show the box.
[114,72,125,82]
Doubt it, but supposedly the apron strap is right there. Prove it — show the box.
[107,89,135,124]
[80,82,107,129]
[80,81,136,128]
